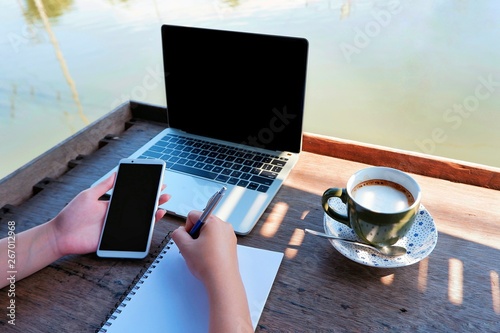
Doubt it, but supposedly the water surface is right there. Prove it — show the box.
[1,0,499,181]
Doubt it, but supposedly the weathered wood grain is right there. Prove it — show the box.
[0,102,498,332]
[303,132,500,190]
[0,101,133,209]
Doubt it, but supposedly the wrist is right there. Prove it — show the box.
[203,261,241,294]
[45,216,66,258]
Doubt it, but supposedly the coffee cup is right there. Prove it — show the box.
[321,167,421,247]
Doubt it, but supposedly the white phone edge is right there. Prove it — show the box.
[96,158,166,259]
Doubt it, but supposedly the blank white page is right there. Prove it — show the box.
[100,240,283,332]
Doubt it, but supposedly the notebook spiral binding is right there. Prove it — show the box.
[96,232,173,333]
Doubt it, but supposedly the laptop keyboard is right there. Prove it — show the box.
[138,134,289,193]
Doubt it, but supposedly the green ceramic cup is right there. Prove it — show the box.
[321,167,422,247]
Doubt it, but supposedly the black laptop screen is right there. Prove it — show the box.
[161,25,308,153]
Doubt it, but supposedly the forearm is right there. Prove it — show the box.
[206,269,253,333]
[0,220,61,289]
[171,213,252,332]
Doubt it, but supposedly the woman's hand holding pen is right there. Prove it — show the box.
[172,210,238,283]
[172,210,253,333]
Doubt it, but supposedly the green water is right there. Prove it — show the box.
[1,0,499,181]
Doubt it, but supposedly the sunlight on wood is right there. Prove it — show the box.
[491,270,500,314]
[285,182,317,195]
[380,274,394,286]
[434,224,500,250]
[284,247,298,259]
[285,228,305,259]
[448,258,464,305]
[418,257,429,292]
[260,202,288,238]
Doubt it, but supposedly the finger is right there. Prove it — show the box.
[155,209,166,222]
[186,210,202,231]
[158,193,171,205]
[92,173,116,196]
[171,226,193,247]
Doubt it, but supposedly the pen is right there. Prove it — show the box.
[189,186,226,238]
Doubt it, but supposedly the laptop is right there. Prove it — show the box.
[96,25,308,235]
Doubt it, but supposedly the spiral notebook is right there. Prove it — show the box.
[98,235,283,332]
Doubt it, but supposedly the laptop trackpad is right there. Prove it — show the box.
[160,170,220,218]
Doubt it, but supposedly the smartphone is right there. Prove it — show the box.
[97,158,166,259]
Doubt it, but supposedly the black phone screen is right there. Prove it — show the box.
[99,162,163,252]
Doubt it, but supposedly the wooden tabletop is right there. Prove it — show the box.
[1,102,499,332]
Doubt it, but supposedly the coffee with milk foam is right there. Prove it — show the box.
[351,179,414,213]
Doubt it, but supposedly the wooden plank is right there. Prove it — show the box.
[4,99,496,213]
[130,100,168,123]
[0,120,173,332]
[0,117,498,332]
[242,151,500,332]
[303,132,500,190]
[0,102,133,209]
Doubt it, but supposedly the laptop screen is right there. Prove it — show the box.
[161,25,308,153]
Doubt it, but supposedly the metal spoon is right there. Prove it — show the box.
[304,229,407,257]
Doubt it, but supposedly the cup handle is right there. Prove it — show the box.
[321,188,350,226]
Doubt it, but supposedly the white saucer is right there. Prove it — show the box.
[323,199,438,268]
